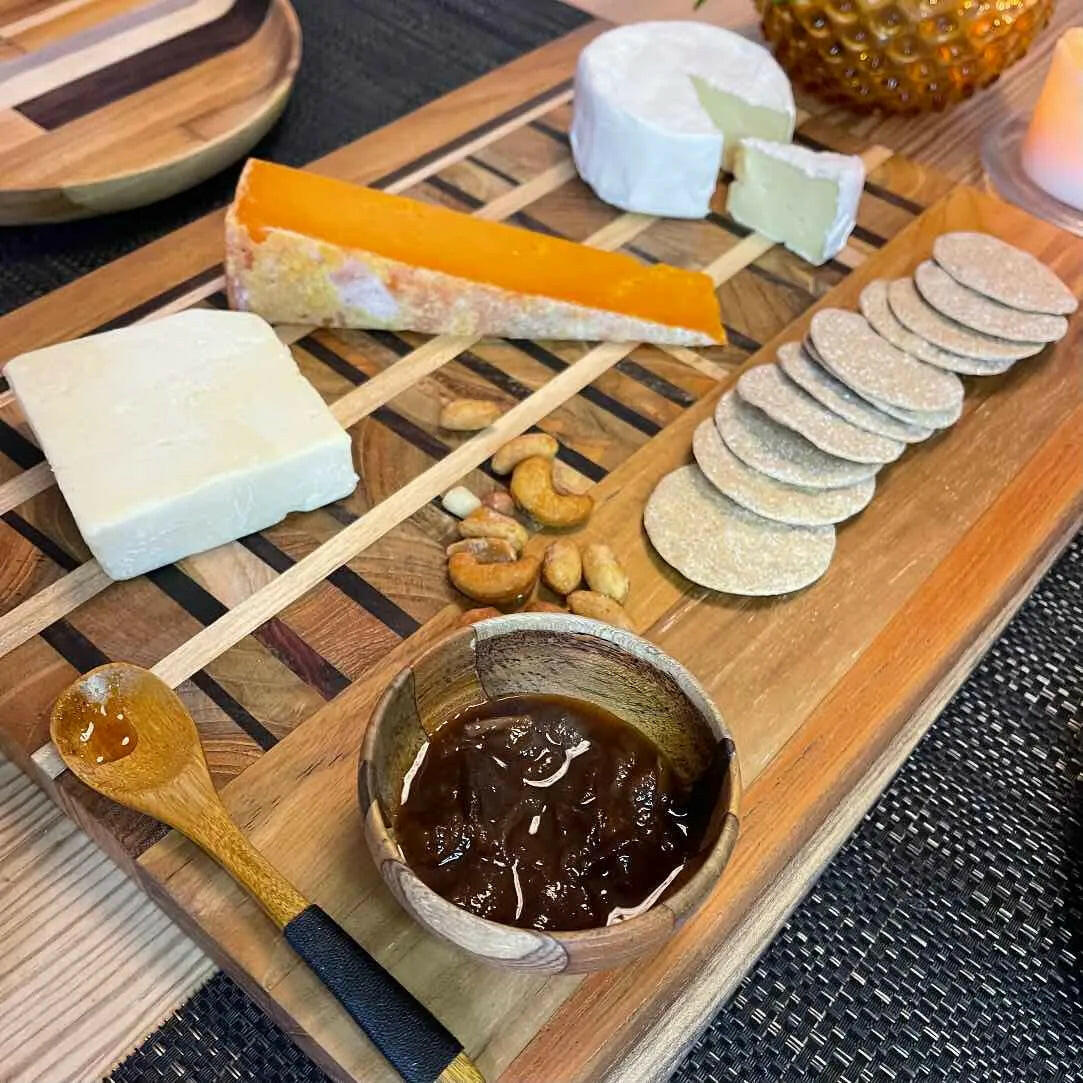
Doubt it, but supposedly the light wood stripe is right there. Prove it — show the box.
[0,559,110,657]
[0,105,41,152]
[0,0,232,110]
[0,461,53,514]
[0,0,96,37]
[7,0,154,50]
[660,346,730,381]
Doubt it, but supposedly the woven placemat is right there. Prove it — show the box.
[110,531,1082,1081]
[0,0,590,318]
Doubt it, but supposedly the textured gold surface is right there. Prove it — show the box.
[756,0,1054,113]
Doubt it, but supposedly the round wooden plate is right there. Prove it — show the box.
[0,0,301,224]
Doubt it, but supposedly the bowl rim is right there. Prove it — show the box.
[359,612,743,948]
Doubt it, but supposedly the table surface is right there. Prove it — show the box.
[2,1,1081,1080]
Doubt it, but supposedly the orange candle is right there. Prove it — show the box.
[1021,29,1083,211]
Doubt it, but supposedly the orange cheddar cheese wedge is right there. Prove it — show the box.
[225,160,725,345]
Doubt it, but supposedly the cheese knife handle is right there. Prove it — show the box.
[283,904,483,1083]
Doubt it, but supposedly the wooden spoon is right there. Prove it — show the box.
[49,662,482,1083]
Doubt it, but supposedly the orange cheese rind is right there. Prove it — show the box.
[224,159,726,345]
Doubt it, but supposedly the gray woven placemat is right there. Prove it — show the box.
[0,0,589,317]
[110,531,1083,1082]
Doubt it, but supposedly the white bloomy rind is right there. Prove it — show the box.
[571,21,795,218]
[727,138,865,265]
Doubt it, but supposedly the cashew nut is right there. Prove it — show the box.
[525,600,567,614]
[510,457,594,529]
[460,606,502,626]
[582,543,629,604]
[459,506,528,552]
[567,590,633,630]
[542,538,582,595]
[491,433,558,475]
[551,459,590,496]
[440,399,504,431]
[481,489,516,516]
[446,537,516,562]
[441,485,482,519]
[449,552,540,607]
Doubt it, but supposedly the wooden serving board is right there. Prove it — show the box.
[0,0,300,223]
[1,23,1081,1082]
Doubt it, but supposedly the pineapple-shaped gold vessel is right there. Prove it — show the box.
[756,0,1054,113]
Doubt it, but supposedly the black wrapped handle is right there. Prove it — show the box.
[284,904,470,1083]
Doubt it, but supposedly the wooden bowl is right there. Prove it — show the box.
[358,613,741,973]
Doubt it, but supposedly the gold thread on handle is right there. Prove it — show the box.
[437,1050,485,1083]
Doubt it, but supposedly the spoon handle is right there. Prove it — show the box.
[186,807,482,1083]
[283,905,482,1083]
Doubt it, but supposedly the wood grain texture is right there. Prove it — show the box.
[0,0,300,222]
[360,617,738,973]
[1,19,1082,1083]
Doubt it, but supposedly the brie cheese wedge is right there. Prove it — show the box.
[571,21,795,218]
[726,138,865,266]
[3,310,358,580]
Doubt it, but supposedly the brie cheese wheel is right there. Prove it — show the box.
[571,22,795,218]
[3,310,358,580]
[726,138,865,265]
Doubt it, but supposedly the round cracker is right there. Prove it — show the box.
[809,308,965,413]
[643,465,835,595]
[693,418,873,526]
[859,278,1015,376]
[913,260,1066,343]
[737,363,904,464]
[863,391,961,429]
[715,390,879,489]
[780,343,932,443]
[886,278,1042,362]
[933,231,1078,316]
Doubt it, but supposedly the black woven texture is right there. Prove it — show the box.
[111,534,1083,1082]
[0,0,590,318]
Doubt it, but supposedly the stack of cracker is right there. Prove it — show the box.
[644,232,1076,596]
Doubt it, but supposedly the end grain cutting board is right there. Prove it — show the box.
[0,22,1080,1083]
[0,0,301,223]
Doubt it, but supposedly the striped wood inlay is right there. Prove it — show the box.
[0,0,300,223]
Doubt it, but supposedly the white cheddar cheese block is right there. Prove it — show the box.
[3,310,358,580]
[726,138,865,266]
[570,22,795,218]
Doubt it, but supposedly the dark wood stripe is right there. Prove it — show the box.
[239,532,421,641]
[851,223,887,248]
[468,155,520,187]
[0,375,8,394]
[863,180,925,216]
[190,670,278,751]
[17,549,277,748]
[92,267,227,334]
[509,339,661,438]
[615,360,695,407]
[0,419,43,469]
[530,118,568,146]
[374,79,573,192]
[17,0,273,130]
[148,558,350,701]
[723,326,762,354]
[40,619,109,672]
[2,511,78,571]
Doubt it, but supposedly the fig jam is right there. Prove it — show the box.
[395,694,719,931]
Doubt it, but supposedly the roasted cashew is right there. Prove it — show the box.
[567,590,633,630]
[459,506,528,552]
[440,399,503,431]
[446,537,516,562]
[510,457,594,528]
[448,552,540,607]
[551,459,590,495]
[582,543,629,604]
[542,539,582,595]
[491,433,558,475]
